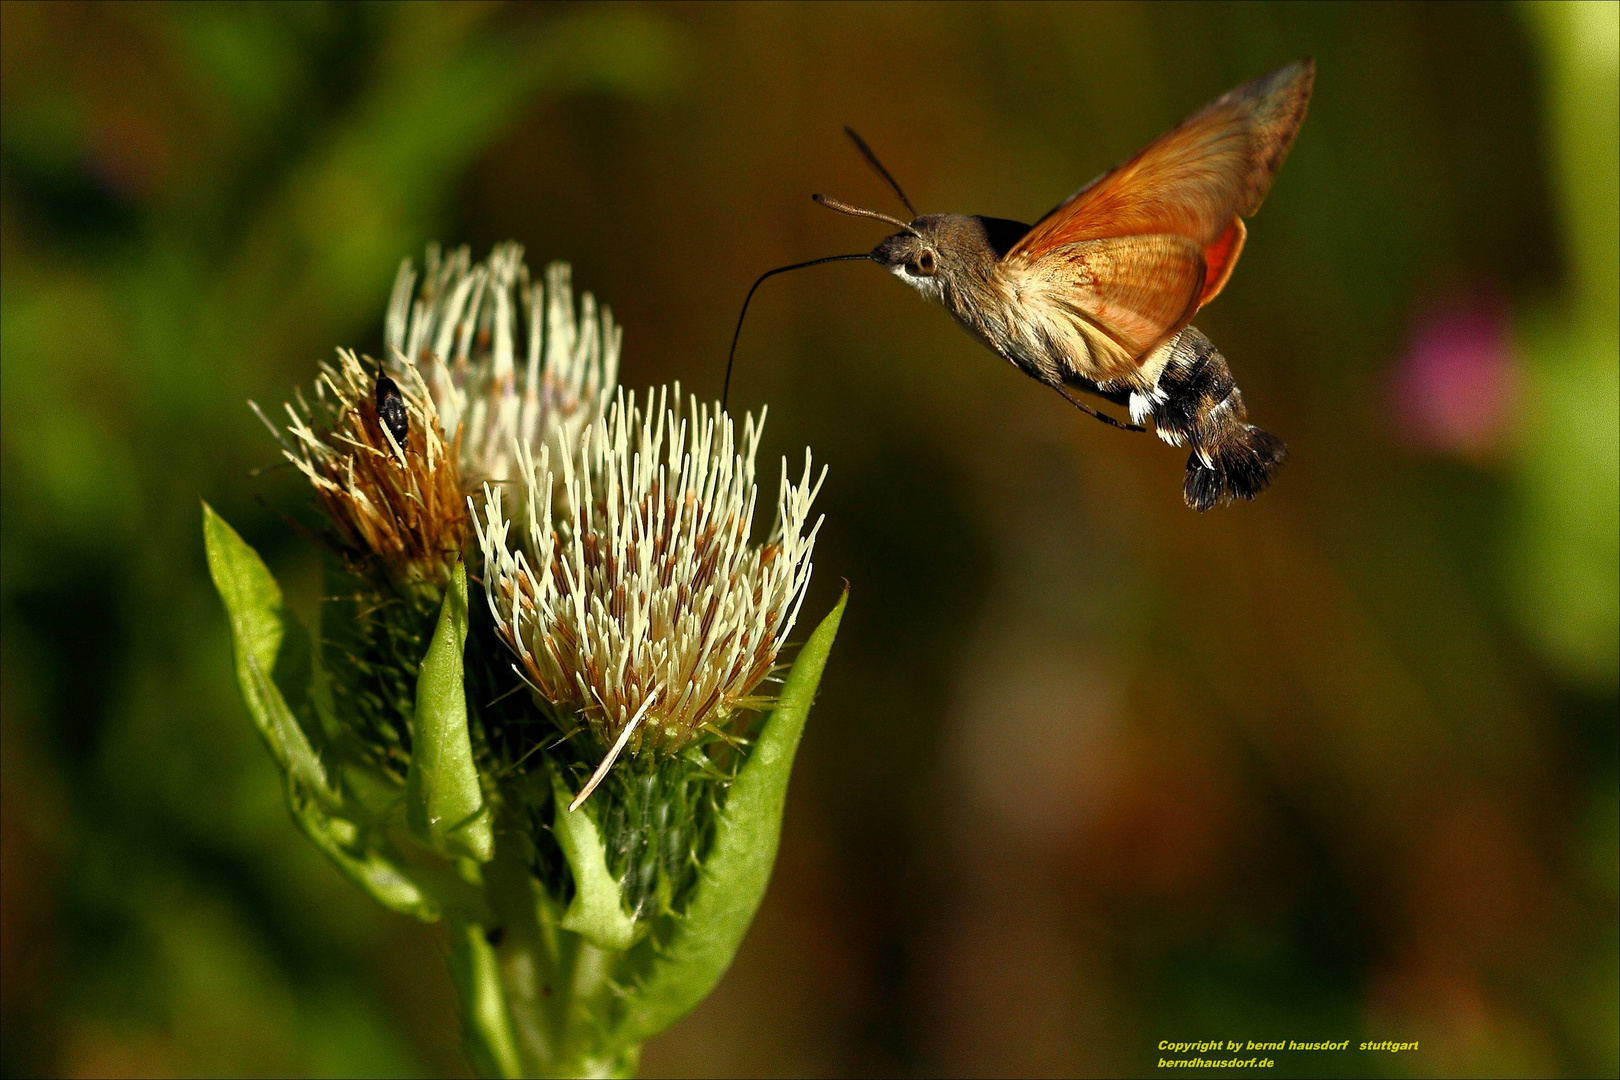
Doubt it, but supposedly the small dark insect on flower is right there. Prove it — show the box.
[375,374,409,446]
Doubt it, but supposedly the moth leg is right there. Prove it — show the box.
[1053,383,1145,432]
[1060,372,1134,408]
[983,335,1144,433]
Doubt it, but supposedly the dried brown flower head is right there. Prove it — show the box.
[255,349,466,590]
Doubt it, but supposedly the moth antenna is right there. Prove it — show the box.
[812,194,920,236]
[843,127,919,219]
[723,253,875,410]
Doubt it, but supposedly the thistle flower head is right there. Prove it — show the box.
[386,242,620,487]
[476,386,825,802]
[254,348,465,590]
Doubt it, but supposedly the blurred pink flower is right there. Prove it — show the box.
[1390,292,1520,459]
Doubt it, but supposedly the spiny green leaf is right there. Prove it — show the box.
[202,501,336,807]
[407,562,494,862]
[611,588,847,1048]
[553,771,638,952]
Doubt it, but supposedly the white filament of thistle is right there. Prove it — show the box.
[569,695,656,812]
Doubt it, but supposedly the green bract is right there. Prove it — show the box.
[407,563,494,863]
[203,500,843,1077]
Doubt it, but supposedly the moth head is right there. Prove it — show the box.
[873,214,1008,303]
[872,226,940,285]
[806,192,941,296]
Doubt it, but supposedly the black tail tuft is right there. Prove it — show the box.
[1183,425,1288,512]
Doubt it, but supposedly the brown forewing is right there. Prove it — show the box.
[1000,61,1314,373]
[1011,234,1207,380]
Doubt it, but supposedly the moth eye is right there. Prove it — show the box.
[915,251,937,276]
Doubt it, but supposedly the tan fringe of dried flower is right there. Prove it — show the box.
[253,349,466,588]
[474,386,825,806]
[386,242,621,488]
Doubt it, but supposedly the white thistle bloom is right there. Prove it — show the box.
[475,386,826,806]
[386,242,621,486]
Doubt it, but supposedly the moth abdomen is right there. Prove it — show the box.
[1150,327,1286,511]
[1151,335,1233,445]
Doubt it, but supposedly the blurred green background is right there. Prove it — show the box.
[3,3,1616,1077]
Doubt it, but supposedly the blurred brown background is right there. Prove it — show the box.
[2,3,1616,1077]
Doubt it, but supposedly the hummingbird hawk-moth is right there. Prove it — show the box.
[726,60,1314,511]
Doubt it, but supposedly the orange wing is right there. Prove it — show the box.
[1015,234,1205,360]
[1004,60,1313,368]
